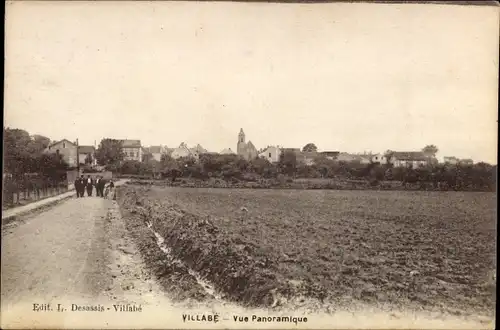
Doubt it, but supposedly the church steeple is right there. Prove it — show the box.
[238,128,245,143]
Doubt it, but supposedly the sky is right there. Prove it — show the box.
[4,1,499,163]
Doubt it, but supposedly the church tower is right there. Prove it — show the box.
[237,128,246,157]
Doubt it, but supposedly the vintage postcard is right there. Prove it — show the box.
[2,1,498,329]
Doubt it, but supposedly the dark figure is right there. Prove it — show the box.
[96,176,105,197]
[104,180,115,199]
[101,177,107,197]
[95,176,101,197]
[74,177,81,198]
[86,175,94,197]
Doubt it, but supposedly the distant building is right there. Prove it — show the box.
[237,129,259,161]
[319,151,340,160]
[44,139,78,167]
[190,144,208,159]
[78,145,97,166]
[337,153,371,164]
[391,152,428,168]
[121,139,142,162]
[259,146,281,163]
[279,148,321,166]
[459,159,474,165]
[220,148,236,155]
[171,142,197,160]
[444,157,474,166]
[281,148,301,154]
[371,153,388,165]
[444,156,459,165]
[296,151,317,166]
[146,145,169,161]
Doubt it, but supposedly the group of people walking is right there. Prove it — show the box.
[74,175,115,198]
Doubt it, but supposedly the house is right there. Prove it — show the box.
[444,156,459,165]
[337,153,371,164]
[147,145,168,162]
[78,145,97,166]
[190,144,208,159]
[171,142,198,160]
[281,148,301,154]
[44,139,78,167]
[259,146,281,163]
[459,159,474,165]
[444,157,474,166]
[371,153,388,165]
[237,129,259,161]
[319,151,340,160]
[121,139,142,162]
[390,152,428,168]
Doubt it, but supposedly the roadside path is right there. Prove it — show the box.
[2,190,75,221]
[1,196,111,305]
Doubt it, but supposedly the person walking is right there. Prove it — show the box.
[78,175,86,197]
[86,175,94,197]
[95,176,102,197]
[74,176,81,198]
[98,176,106,197]
[105,179,115,200]
[101,176,107,197]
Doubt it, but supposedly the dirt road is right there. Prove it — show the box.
[2,196,111,304]
[1,194,170,329]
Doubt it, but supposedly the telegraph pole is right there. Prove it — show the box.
[76,138,80,174]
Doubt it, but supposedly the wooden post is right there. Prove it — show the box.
[76,138,80,174]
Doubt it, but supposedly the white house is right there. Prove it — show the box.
[78,145,97,166]
[443,156,459,165]
[391,152,429,168]
[147,145,169,161]
[190,144,208,159]
[371,153,388,165]
[171,143,198,160]
[121,140,143,162]
[44,139,78,167]
[259,146,281,163]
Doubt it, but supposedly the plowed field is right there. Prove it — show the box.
[117,185,496,318]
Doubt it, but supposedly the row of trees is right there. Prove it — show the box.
[112,151,495,191]
[4,128,69,180]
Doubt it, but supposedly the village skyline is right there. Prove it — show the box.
[3,125,493,166]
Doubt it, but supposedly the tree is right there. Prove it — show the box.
[28,135,51,154]
[422,145,439,158]
[384,150,395,164]
[302,143,318,153]
[95,139,125,166]
[248,157,274,176]
[4,128,36,176]
[279,150,297,176]
[160,154,180,176]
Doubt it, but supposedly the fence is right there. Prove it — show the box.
[2,176,70,209]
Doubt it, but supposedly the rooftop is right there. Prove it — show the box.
[48,139,76,148]
[392,152,428,161]
[148,146,163,154]
[121,139,141,148]
[78,145,95,153]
